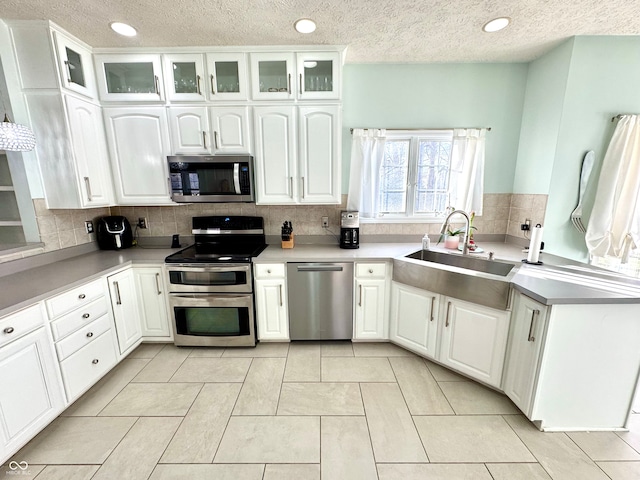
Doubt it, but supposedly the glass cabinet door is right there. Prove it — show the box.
[53,32,97,99]
[249,53,295,100]
[206,52,248,101]
[296,52,341,100]
[165,54,206,101]
[95,54,164,102]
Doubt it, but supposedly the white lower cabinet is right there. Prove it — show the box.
[108,269,143,355]
[389,282,439,358]
[133,267,172,339]
[254,264,289,341]
[439,296,511,388]
[0,306,65,464]
[354,263,390,340]
[503,292,548,416]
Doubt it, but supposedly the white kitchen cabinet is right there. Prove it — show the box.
[133,267,172,339]
[164,53,206,102]
[298,105,341,203]
[103,107,173,205]
[354,263,390,340]
[253,105,340,204]
[250,52,296,101]
[53,30,97,99]
[210,106,252,153]
[168,106,211,154]
[254,264,289,341]
[389,282,439,358]
[439,296,511,388]
[0,306,65,464]
[108,269,143,355]
[206,52,249,101]
[95,54,164,102]
[296,51,341,100]
[503,292,548,416]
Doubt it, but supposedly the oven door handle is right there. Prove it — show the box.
[170,293,253,309]
[167,265,251,273]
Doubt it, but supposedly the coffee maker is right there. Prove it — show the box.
[340,211,360,249]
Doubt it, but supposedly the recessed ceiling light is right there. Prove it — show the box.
[110,22,137,37]
[294,18,316,34]
[482,17,511,33]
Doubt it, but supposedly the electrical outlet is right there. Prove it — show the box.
[321,216,329,228]
[520,219,531,231]
[84,221,94,234]
[137,217,148,229]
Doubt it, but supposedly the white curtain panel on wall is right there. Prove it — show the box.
[347,128,387,217]
[586,114,640,262]
[449,128,486,216]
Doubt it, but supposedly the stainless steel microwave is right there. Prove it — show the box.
[167,155,255,203]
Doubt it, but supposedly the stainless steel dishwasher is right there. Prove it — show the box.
[287,263,354,340]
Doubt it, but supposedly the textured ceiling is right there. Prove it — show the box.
[1,0,639,62]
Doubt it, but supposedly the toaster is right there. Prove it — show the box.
[96,216,133,250]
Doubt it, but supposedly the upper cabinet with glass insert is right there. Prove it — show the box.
[95,54,164,102]
[296,52,341,100]
[250,53,296,101]
[164,54,206,102]
[206,53,249,101]
[53,32,97,99]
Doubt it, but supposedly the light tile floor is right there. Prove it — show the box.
[3,341,640,480]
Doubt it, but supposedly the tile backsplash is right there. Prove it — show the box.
[0,193,549,263]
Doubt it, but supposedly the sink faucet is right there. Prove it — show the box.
[440,209,471,255]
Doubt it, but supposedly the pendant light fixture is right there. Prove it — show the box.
[0,113,36,152]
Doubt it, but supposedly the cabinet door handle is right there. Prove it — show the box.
[210,74,216,94]
[430,297,435,322]
[84,176,93,202]
[155,273,162,295]
[279,284,283,306]
[289,177,293,197]
[214,131,220,149]
[82,313,90,319]
[202,131,207,150]
[299,73,303,93]
[64,60,73,83]
[445,301,452,327]
[288,73,291,94]
[92,358,99,365]
[359,284,363,307]
[167,177,172,195]
[113,281,122,305]
[86,332,94,338]
[154,75,160,95]
[3,327,14,334]
[528,309,539,342]
[78,294,86,300]
[196,74,202,95]
[301,177,305,199]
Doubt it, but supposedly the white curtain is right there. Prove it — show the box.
[586,115,640,262]
[449,128,486,215]
[346,128,386,218]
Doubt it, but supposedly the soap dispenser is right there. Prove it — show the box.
[422,234,430,251]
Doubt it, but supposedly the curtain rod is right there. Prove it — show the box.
[349,127,491,134]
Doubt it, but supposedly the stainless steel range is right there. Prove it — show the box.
[164,216,267,347]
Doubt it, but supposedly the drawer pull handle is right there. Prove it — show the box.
[92,358,99,365]
[82,313,90,319]
[267,269,272,274]
[86,332,94,338]
[3,327,15,334]
[78,294,86,299]
[368,269,373,274]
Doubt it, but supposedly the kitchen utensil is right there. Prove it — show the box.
[571,150,595,233]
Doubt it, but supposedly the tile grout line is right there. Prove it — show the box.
[357,383,382,480]
[563,431,617,479]
[500,414,556,479]
[89,416,142,479]
[210,376,245,464]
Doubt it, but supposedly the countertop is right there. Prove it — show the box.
[2,240,640,318]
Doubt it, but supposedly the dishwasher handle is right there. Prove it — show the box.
[296,265,344,272]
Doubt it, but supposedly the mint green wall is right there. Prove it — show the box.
[544,36,640,261]
[512,39,573,194]
[341,63,529,193]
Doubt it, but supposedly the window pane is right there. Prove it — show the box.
[415,138,452,214]
[380,140,409,213]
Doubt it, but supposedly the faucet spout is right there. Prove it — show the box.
[440,209,471,255]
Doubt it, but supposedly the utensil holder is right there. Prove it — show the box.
[281,233,295,249]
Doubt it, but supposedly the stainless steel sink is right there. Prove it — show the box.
[405,250,515,277]
[393,250,516,310]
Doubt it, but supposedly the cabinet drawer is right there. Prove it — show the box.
[60,330,117,401]
[255,263,286,279]
[46,279,105,318]
[50,296,109,341]
[55,315,112,361]
[0,304,46,348]
[356,263,387,278]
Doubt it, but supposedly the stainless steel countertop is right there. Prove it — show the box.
[2,241,640,318]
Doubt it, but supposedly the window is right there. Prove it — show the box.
[379,130,453,219]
